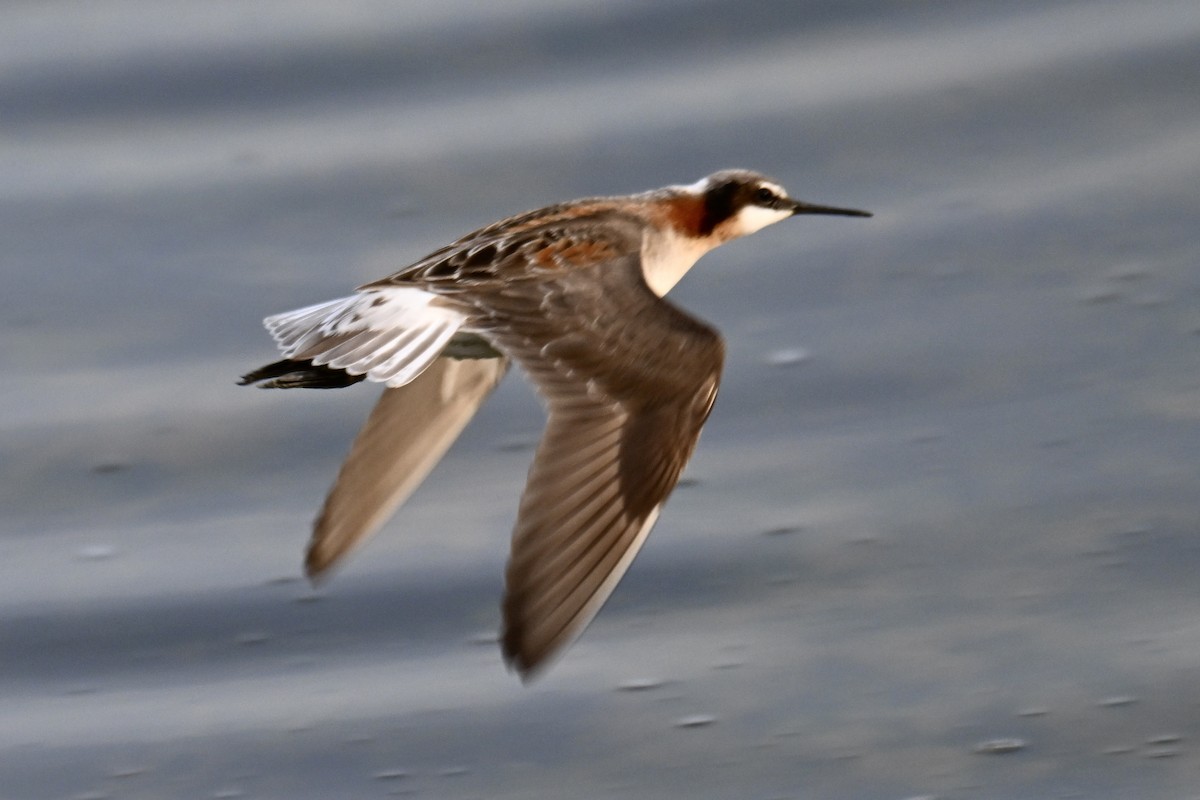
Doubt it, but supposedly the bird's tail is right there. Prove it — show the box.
[251,288,469,389]
[238,358,367,389]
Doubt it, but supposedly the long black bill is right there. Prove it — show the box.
[790,200,872,218]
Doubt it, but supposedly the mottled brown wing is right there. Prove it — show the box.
[469,234,725,679]
[305,356,508,578]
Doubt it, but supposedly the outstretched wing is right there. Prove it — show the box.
[461,224,725,678]
[305,356,508,578]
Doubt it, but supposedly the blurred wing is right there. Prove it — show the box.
[502,379,718,678]
[468,231,724,678]
[305,356,508,577]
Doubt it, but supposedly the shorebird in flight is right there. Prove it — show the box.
[241,169,870,679]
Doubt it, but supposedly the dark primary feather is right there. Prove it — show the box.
[239,358,366,389]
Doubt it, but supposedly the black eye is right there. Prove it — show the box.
[754,187,776,205]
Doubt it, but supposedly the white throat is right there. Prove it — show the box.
[731,204,792,236]
[640,227,716,297]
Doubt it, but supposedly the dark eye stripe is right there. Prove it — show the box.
[699,180,741,235]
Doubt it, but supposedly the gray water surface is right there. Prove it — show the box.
[3,1,1200,797]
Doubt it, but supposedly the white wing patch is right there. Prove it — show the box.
[263,288,468,387]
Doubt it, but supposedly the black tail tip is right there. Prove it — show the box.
[238,359,366,389]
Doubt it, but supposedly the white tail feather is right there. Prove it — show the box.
[263,288,468,388]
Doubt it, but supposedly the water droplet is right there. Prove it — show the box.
[1143,746,1180,759]
[616,677,664,692]
[373,769,410,781]
[764,347,810,367]
[674,714,717,729]
[1102,745,1134,755]
[909,429,945,444]
[973,738,1026,755]
[1098,695,1138,708]
[77,545,118,561]
[91,463,129,475]
[234,632,269,646]
[1016,706,1049,718]
[1080,287,1122,304]
[497,436,536,452]
[1146,734,1182,745]
[763,525,803,537]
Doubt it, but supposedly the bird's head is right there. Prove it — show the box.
[681,169,872,241]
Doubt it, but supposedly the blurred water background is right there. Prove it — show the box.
[3,1,1200,797]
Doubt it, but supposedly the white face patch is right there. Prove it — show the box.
[730,203,793,236]
[758,180,786,198]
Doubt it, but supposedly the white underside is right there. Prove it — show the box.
[264,287,469,387]
[641,229,714,297]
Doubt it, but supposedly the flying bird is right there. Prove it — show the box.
[240,169,871,678]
